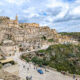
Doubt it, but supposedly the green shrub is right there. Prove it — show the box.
[20,26,23,28]
[48,38,54,42]
[0,64,2,69]
[31,56,49,66]
[39,49,45,53]
[25,58,30,62]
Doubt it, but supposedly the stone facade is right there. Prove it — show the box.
[19,23,39,28]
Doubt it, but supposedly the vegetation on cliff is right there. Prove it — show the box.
[48,38,54,42]
[22,44,80,75]
[59,32,80,42]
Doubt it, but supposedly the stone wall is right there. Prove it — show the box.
[19,23,39,28]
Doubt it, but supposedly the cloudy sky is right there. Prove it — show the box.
[0,0,80,32]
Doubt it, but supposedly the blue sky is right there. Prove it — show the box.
[0,0,80,32]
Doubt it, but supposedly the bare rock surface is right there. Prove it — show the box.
[0,70,21,80]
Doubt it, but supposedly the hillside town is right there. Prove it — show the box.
[0,15,79,80]
[0,15,78,57]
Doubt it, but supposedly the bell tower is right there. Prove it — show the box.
[15,14,18,24]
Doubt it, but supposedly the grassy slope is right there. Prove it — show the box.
[59,32,80,42]
[22,44,80,75]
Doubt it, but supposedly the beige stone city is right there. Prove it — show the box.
[0,15,79,80]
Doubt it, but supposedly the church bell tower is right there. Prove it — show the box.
[15,14,18,24]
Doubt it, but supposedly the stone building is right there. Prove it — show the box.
[0,16,10,24]
[19,23,39,28]
[0,40,19,56]
[0,15,18,27]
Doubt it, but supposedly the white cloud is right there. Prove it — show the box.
[0,2,4,5]
[56,4,69,18]
[46,0,62,8]
[5,0,29,5]
[71,6,80,15]
[23,7,40,18]
[75,0,80,3]
[23,7,35,13]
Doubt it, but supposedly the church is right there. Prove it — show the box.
[0,15,39,28]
